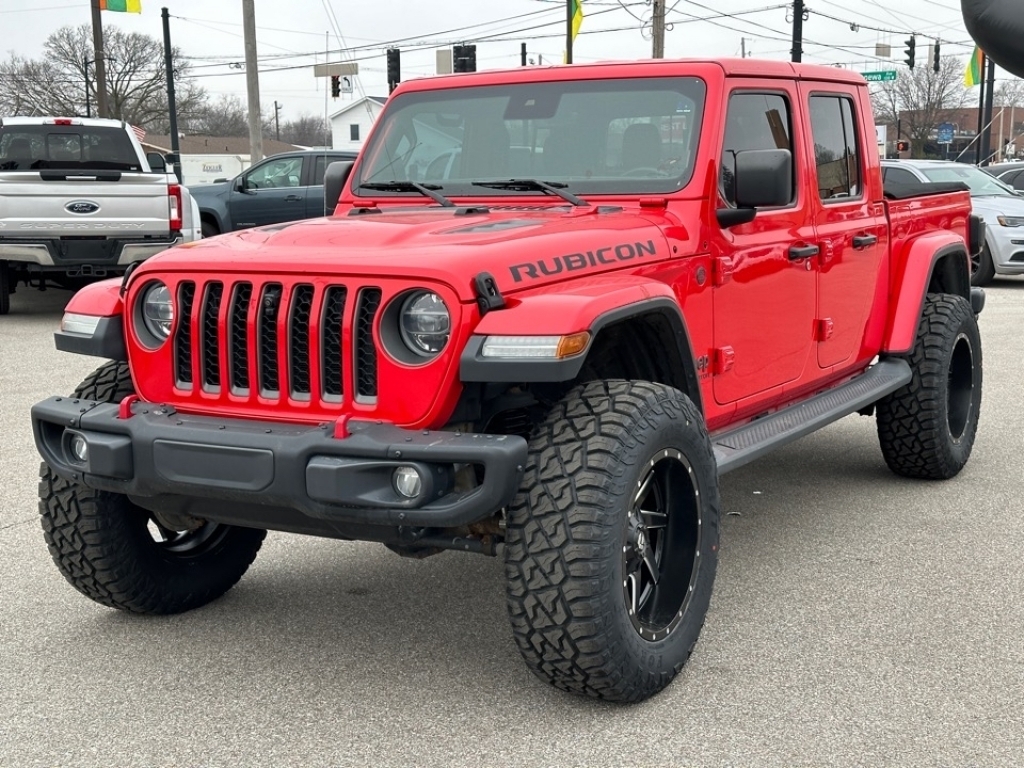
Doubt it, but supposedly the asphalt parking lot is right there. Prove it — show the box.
[1,282,1022,768]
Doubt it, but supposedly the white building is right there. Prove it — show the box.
[329,96,388,151]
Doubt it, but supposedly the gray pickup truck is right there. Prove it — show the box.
[0,116,201,315]
[191,149,357,236]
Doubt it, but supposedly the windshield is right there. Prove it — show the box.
[354,77,706,198]
[922,164,1018,197]
[0,124,142,172]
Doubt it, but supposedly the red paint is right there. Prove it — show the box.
[108,58,971,436]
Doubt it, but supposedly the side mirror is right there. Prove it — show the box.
[234,176,252,194]
[146,152,167,173]
[716,148,793,228]
[324,160,355,213]
[734,149,793,208]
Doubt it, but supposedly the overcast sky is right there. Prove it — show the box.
[0,0,993,123]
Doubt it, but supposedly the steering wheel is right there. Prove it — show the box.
[621,167,669,178]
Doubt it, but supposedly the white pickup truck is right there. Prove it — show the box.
[0,116,201,315]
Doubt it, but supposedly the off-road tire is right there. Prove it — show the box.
[39,361,267,614]
[0,260,10,315]
[201,220,220,238]
[876,294,982,479]
[971,242,996,287]
[505,380,720,702]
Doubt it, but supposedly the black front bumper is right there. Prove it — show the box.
[32,397,527,530]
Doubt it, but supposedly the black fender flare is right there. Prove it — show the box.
[460,296,703,414]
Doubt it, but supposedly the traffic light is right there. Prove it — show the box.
[453,44,477,73]
[933,40,941,72]
[904,36,916,70]
[896,140,910,152]
[386,48,401,93]
[330,75,340,98]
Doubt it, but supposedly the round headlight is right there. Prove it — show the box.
[399,291,450,356]
[141,282,174,341]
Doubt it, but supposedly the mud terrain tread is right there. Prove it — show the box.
[504,380,718,702]
[876,294,982,479]
[38,361,266,614]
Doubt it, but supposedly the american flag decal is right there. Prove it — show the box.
[131,125,146,143]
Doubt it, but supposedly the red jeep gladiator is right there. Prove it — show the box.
[32,59,984,702]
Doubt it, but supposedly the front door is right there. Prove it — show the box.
[230,155,307,229]
[711,84,817,406]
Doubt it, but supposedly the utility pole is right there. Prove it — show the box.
[521,42,527,66]
[242,0,263,163]
[652,0,666,59]
[741,37,746,58]
[791,0,804,63]
[89,0,109,118]
[981,55,997,165]
[161,7,181,182]
[84,57,91,118]
[976,51,986,162]
[565,0,573,64]
[274,101,282,141]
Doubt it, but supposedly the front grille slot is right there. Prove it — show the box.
[168,278,391,409]
[321,287,347,400]
[289,285,314,398]
[229,283,252,392]
[355,288,382,400]
[175,282,195,386]
[201,282,223,391]
[258,284,283,395]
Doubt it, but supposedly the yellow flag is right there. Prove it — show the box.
[965,46,983,87]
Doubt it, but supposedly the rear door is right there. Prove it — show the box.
[228,154,306,229]
[710,83,818,405]
[800,84,888,370]
[0,122,172,239]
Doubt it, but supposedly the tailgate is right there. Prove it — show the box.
[0,172,172,239]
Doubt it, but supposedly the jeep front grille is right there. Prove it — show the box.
[172,278,382,405]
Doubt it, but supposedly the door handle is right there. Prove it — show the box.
[788,244,819,260]
[285,195,302,202]
[852,234,878,249]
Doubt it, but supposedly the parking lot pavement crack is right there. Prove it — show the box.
[0,518,37,533]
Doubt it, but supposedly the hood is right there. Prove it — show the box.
[969,193,1024,219]
[138,204,699,301]
[188,180,231,203]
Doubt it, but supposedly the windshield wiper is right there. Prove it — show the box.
[472,179,588,207]
[358,181,455,208]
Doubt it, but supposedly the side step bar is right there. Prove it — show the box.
[712,358,912,475]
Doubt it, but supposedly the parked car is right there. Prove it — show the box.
[985,160,1024,190]
[0,116,201,315]
[882,158,1024,284]
[33,59,983,703]
[191,149,358,236]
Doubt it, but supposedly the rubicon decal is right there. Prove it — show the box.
[509,240,659,282]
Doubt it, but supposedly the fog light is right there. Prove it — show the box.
[69,434,89,463]
[393,466,423,499]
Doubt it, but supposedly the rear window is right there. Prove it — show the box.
[0,125,142,172]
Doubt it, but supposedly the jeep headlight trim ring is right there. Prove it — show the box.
[141,281,174,342]
[399,291,450,357]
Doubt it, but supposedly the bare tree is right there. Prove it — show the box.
[0,24,205,131]
[187,94,249,136]
[271,114,332,147]
[870,55,970,154]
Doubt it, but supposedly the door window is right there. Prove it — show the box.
[809,96,861,201]
[720,92,793,206]
[882,166,919,186]
[244,156,303,189]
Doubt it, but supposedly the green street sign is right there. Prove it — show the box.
[860,70,898,82]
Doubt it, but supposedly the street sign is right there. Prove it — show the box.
[860,70,898,82]
[313,62,359,78]
[937,122,955,144]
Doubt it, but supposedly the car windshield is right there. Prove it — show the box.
[0,124,142,172]
[921,164,1018,197]
[354,76,706,198]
